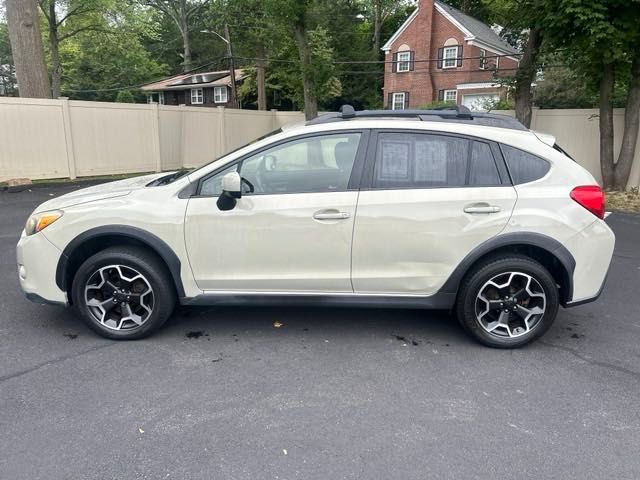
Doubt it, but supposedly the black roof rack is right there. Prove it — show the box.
[308,104,527,131]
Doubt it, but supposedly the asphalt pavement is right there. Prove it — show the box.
[1,184,639,480]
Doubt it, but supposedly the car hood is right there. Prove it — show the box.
[34,172,173,213]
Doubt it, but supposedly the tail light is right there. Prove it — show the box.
[570,185,605,219]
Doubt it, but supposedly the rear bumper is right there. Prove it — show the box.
[562,219,615,307]
[563,267,609,308]
[16,231,68,306]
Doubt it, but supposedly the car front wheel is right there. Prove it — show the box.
[456,255,559,348]
[71,246,176,340]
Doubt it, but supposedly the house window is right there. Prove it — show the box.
[444,90,457,102]
[397,51,411,72]
[443,46,459,68]
[191,88,203,104]
[479,49,487,70]
[392,92,406,110]
[214,86,228,104]
[147,93,165,104]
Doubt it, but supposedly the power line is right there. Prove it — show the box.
[234,52,522,66]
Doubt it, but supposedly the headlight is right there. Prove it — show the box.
[25,210,64,236]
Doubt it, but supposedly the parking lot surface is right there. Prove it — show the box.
[1,184,639,480]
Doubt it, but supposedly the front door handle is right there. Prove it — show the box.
[464,203,501,214]
[313,210,351,220]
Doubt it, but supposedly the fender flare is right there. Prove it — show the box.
[438,232,576,302]
[55,225,186,298]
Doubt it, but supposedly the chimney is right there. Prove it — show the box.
[418,0,435,10]
[416,0,436,73]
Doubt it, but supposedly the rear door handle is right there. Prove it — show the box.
[464,203,501,214]
[313,210,351,220]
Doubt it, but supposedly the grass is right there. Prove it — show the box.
[606,188,640,213]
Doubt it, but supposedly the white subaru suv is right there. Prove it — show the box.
[17,106,614,348]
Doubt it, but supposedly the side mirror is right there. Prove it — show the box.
[216,171,242,211]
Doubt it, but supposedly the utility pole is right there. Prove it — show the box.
[224,24,239,109]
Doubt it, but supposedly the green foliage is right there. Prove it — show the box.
[115,90,135,102]
[418,101,457,110]
[0,21,17,95]
[58,1,169,101]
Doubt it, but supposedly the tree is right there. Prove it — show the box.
[483,0,543,128]
[541,0,640,189]
[57,4,168,102]
[365,0,410,54]
[141,0,210,71]
[5,0,51,97]
[0,21,18,96]
[115,89,135,102]
[39,0,107,98]
[290,0,317,120]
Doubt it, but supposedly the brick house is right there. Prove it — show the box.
[141,69,246,108]
[382,0,520,111]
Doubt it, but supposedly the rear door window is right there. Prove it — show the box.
[373,132,468,188]
[469,141,501,186]
[371,132,503,189]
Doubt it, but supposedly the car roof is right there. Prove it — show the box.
[306,105,528,131]
[284,116,541,152]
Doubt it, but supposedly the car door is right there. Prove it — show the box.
[351,130,517,295]
[184,130,367,293]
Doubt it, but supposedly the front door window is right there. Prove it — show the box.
[200,133,361,196]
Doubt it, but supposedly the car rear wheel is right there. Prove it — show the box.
[456,255,559,348]
[71,246,176,340]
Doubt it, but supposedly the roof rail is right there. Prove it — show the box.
[307,104,527,131]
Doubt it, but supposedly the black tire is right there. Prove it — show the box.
[71,246,176,340]
[456,255,559,348]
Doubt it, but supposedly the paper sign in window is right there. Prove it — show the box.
[414,140,447,182]
[380,142,410,180]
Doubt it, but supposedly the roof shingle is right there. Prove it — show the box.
[435,1,519,55]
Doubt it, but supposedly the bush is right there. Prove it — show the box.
[418,100,457,110]
[115,90,135,103]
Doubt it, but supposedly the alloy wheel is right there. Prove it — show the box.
[475,271,546,338]
[84,265,154,331]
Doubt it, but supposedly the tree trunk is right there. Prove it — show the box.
[599,63,615,190]
[294,22,317,121]
[613,56,640,190]
[5,0,51,98]
[181,27,191,71]
[48,0,61,98]
[514,28,542,128]
[256,43,267,111]
[372,1,382,53]
[180,1,191,72]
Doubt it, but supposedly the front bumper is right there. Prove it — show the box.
[16,231,68,306]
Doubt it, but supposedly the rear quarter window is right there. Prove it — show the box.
[501,144,550,185]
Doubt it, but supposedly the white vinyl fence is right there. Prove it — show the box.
[0,97,305,182]
[1,97,640,188]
